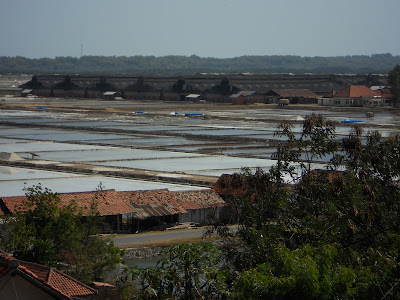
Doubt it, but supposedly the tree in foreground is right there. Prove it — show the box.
[116,114,400,299]
[389,64,400,107]
[117,243,228,300]
[0,184,123,284]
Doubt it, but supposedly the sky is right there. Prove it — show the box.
[1,0,399,59]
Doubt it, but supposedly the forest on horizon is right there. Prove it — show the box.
[1,53,399,75]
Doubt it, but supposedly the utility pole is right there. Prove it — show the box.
[81,44,83,57]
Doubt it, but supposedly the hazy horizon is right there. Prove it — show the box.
[1,0,400,59]
[1,53,399,60]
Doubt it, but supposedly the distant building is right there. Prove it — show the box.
[185,94,203,101]
[318,85,382,107]
[20,89,35,97]
[18,74,388,103]
[229,91,261,105]
[265,89,319,104]
[102,91,120,100]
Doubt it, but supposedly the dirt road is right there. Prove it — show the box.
[109,226,237,248]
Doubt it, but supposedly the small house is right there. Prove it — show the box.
[265,89,319,104]
[172,190,226,225]
[229,91,259,105]
[318,85,381,107]
[0,189,136,234]
[0,249,98,300]
[102,91,120,100]
[20,89,36,97]
[185,94,203,101]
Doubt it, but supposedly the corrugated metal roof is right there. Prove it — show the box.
[266,89,319,98]
[103,91,117,96]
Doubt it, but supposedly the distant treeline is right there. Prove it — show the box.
[1,54,399,75]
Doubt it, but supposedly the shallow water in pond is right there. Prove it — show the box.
[94,156,276,172]
[18,148,203,162]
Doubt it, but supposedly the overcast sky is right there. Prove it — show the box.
[1,0,399,59]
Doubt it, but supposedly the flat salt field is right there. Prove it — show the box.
[0,174,205,197]
[0,141,113,153]
[99,125,199,131]
[223,148,278,155]
[181,129,276,136]
[8,118,73,124]
[16,148,203,162]
[13,132,139,142]
[183,169,262,177]
[0,137,33,143]
[0,128,81,136]
[0,166,82,181]
[93,156,276,172]
[0,111,56,118]
[47,121,133,127]
[83,137,214,147]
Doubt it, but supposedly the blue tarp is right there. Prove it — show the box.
[340,120,363,123]
[184,113,203,116]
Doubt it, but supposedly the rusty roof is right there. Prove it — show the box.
[119,189,186,219]
[171,190,226,210]
[0,249,98,299]
[119,189,225,218]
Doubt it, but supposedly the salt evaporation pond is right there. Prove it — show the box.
[94,156,276,172]
[0,141,111,153]
[19,148,203,162]
[0,128,80,136]
[84,137,215,147]
[47,121,132,127]
[0,174,205,197]
[181,129,272,136]
[0,137,31,144]
[100,125,198,132]
[0,166,82,181]
[9,118,72,124]
[14,132,138,142]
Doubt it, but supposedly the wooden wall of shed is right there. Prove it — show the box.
[178,207,222,225]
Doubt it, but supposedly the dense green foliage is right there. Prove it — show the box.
[1,53,399,75]
[389,64,400,107]
[118,114,400,299]
[118,243,227,299]
[0,185,123,283]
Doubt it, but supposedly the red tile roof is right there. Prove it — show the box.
[0,249,19,277]
[59,190,135,216]
[334,85,379,98]
[0,249,98,299]
[0,195,26,215]
[1,189,226,220]
[0,190,135,217]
